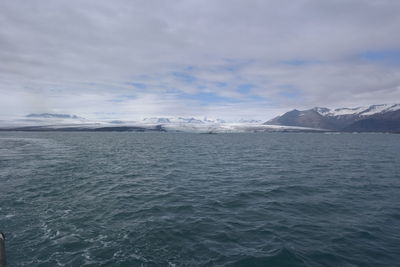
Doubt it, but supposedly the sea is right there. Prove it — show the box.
[0,132,399,266]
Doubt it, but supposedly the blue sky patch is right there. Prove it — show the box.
[281,59,320,66]
[128,82,147,89]
[237,84,254,94]
[359,50,400,65]
[172,72,196,83]
[109,95,135,103]
[215,82,227,87]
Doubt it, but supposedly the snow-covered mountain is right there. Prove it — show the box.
[313,104,400,117]
[266,104,400,132]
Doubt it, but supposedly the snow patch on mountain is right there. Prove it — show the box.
[314,104,400,117]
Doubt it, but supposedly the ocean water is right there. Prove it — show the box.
[0,132,399,267]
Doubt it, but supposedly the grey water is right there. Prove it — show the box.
[0,132,399,266]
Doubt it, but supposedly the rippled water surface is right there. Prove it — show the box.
[1,132,400,266]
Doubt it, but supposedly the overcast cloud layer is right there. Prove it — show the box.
[1,0,400,120]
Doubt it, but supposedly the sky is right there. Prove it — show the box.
[1,0,400,121]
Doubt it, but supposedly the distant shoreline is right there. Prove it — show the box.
[0,126,398,134]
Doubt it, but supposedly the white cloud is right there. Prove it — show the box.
[1,0,400,120]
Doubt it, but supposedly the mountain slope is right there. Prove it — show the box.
[265,104,400,132]
[343,109,400,132]
[266,109,334,129]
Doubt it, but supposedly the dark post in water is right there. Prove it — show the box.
[0,232,5,267]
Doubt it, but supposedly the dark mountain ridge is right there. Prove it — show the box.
[265,104,400,132]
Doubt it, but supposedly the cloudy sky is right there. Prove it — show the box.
[1,0,400,120]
